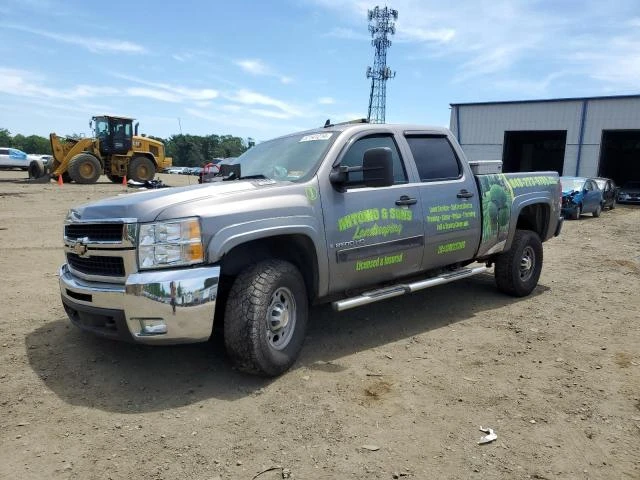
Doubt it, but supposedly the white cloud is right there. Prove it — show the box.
[2,24,146,54]
[234,58,293,84]
[317,97,335,105]
[113,74,219,102]
[224,89,302,118]
[0,68,120,99]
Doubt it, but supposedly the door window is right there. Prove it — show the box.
[339,135,407,185]
[406,136,462,182]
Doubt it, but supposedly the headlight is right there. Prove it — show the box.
[138,218,204,269]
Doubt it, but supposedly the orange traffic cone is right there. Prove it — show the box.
[57,174,63,186]
[122,175,127,187]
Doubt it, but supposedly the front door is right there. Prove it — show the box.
[583,179,601,212]
[402,134,482,270]
[323,133,425,293]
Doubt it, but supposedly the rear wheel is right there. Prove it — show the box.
[495,230,543,297]
[610,199,616,210]
[28,159,45,179]
[128,156,155,183]
[68,153,101,184]
[224,259,308,376]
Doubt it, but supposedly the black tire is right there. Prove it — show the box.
[68,153,101,184]
[28,159,45,179]
[593,204,602,217]
[107,174,124,184]
[128,156,155,183]
[610,200,616,210]
[570,204,581,220]
[494,230,543,297]
[224,259,308,376]
[62,172,72,183]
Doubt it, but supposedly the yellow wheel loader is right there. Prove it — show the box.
[43,115,172,184]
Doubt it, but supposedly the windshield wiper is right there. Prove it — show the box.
[238,174,268,180]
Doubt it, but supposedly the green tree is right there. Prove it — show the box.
[0,128,12,146]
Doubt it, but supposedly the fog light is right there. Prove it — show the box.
[137,318,167,335]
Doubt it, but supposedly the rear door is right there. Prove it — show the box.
[0,148,9,167]
[402,133,481,270]
[323,132,425,293]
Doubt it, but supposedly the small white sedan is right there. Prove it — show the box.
[0,147,30,170]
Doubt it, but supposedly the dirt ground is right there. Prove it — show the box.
[0,169,638,480]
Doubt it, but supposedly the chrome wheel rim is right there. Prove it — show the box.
[520,246,535,282]
[266,287,296,350]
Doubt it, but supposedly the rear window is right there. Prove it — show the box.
[406,135,462,182]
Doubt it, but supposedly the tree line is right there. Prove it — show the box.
[0,128,253,167]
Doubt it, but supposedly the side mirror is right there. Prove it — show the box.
[362,147,394,188]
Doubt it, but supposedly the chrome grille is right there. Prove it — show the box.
[67,253,125,277]
[65,223,124,242]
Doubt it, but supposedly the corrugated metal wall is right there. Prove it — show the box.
[450,97,640,177]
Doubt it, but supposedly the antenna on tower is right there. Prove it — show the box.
[366,6,398,124]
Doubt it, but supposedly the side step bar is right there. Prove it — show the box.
[332,265,489,312]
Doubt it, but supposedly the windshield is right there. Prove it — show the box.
[94,117,109,138]
[594,179,606,189]
[560,178,585,191]
[230,132,336,181]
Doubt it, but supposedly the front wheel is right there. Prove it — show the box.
[224,260,308,376]
[494,230,543,297]
[570,204,581,220]
[593,204,602,217]
[128,156,155,183]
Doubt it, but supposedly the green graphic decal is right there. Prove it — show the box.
[507,176,557,189]
[353,223,402,239]
[355,253,404,271]
[338,208,413,239]
[426,202,476,232]
[437,240,466,255]
[305,186,318,202]
[478,174,514,252]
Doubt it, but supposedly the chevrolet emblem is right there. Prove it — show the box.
[72,237,89,257]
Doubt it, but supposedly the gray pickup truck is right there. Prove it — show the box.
[60,121,563,376]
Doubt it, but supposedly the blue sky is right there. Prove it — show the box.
[1,0,639,142]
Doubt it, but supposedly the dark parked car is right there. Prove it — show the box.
[617,181,640,204]
[560,176,603,219]
[592,177,617,210]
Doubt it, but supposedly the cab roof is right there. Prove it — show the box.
[93,115,135,121]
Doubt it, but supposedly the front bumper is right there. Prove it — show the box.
[59,263,220,344]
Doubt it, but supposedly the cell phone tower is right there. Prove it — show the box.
[366,6,398,124]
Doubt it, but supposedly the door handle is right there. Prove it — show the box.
[457,189,474,199]
[395,195,417,206]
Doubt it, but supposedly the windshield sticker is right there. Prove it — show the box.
[299,133,333,142]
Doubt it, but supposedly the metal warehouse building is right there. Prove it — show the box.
[449,94,640,185]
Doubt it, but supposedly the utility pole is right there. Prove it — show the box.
[366,6,398,124]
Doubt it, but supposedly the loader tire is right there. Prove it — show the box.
[128,156,155,183]
[28,159,45,179]
[68,153,101,184]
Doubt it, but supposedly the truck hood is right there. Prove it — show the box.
[69,180,280,223]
